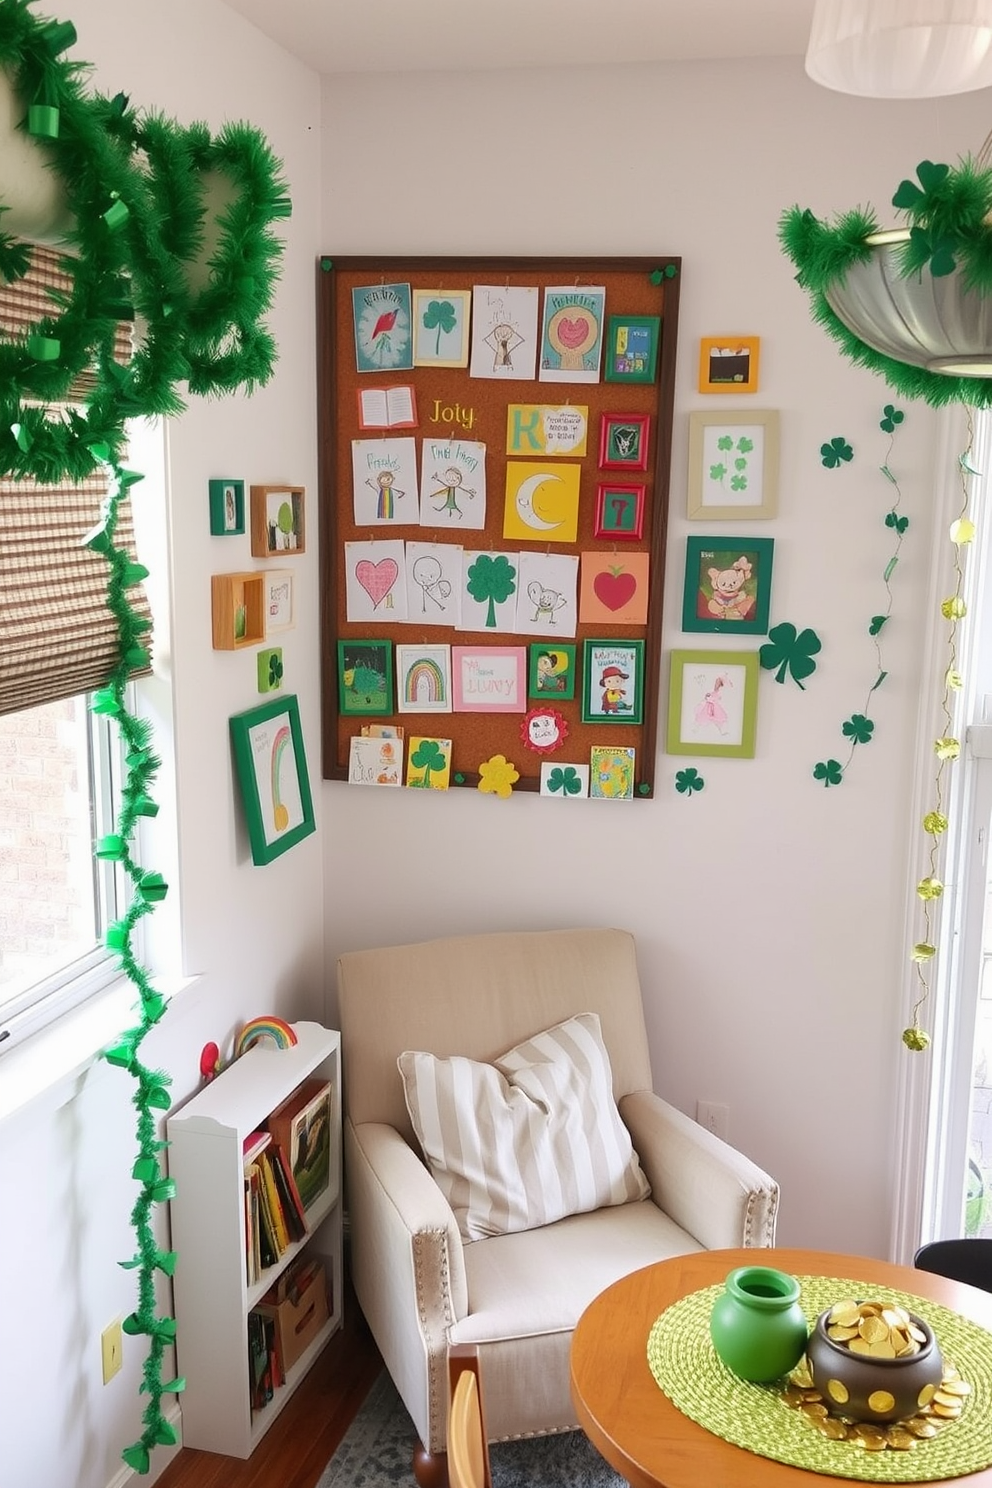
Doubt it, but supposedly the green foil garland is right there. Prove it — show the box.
[0,0,290,1469]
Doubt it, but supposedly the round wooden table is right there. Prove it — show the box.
[569,1247,992,1488]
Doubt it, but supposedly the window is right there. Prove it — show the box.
[0,695,133,1049]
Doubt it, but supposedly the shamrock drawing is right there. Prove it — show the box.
[842,714,875,745]
[820,436,854,468]
[880,404,905,434]
[267,653,284,689]
[759,622,822,689]
[675,767,705,797]
[813,759,844,787]
[546,765,582,797]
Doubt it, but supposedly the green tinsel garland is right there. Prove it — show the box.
[0,0,291,1471]
[780,156,992,410]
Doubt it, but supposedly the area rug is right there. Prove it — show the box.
[317,1370,628,1487]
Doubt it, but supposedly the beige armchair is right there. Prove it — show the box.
[337,928,779,1485]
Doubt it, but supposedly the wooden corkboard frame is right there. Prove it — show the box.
[316,255,681,795]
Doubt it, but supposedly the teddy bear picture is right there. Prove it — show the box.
[681,535,775,636]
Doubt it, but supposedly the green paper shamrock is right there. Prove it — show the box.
[880,404,905,434]
[547,765,582,796]
[759,622,822,689]
[649,265,678,284]
[869,615,889,636]
[891,159,951,211]
[842,714,875,745]
[820,436,854,468]
[813,759,844,787]
[908,223,958,278]
[268,653,283,688]
[675,767,705,796]
[885,511,909,534]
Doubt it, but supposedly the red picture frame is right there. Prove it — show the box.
[594,482,646,540]
[598,412,650,472]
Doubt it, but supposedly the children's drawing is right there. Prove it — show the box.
[352,282,413,372]
[395,645,453,714]
[502,462,580,544]
[345,540,409,621]
[514,552,578,638]
[469,285,539,380]
[412,289,471,368]
[452,647,527,712]
[403,542,462,625]
[540,761,589,798]
[528,643,576,699]
[406,737,453,789]
[506,404,588,458]
[582,640,644,724]
[352,436,419,525]
[348,736,402,786]
[680,661,748,746]
[590,747,636,800]
[520,706,569,754]
[459,550,519,634]
[579,551,650,626]
[539,285,605,384]
[699,423,767,505]
[419,438,486,528]
[338,639,393,716]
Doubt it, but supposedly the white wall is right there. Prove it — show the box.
[0,4,324,1487]
[319,61,992,1255]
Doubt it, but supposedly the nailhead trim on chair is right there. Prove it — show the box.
[413,1227,455,1454]
[743,1182,780,1248]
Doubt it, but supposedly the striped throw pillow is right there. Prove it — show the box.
[397,1012,650,1242]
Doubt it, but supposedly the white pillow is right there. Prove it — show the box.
[397,1012,650,1242]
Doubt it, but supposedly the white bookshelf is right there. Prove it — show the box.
[166,1021,342,1457]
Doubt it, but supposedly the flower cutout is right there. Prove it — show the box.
[880,404,905,433]
[759,622,822,689]
[820,436,854,468]
[675,768,705,797]
[842,714,875,745]
[478,754,519,799]
[546,765,582,796]
[885,511,909,535]
[813,759,844,787]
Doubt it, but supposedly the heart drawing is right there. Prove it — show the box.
[355,557,399,608]
[594,568,637,611]
[557,316,590,349]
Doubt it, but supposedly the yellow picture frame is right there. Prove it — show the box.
[698,335,760,394]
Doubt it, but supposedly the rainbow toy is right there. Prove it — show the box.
[235,1016,298,1057]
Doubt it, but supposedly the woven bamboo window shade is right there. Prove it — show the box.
[0,245,151,715]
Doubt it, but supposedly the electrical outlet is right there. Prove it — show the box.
[696,1100,729,1140]
[101,1318,123,1384]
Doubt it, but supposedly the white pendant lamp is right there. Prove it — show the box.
[806,0,992,98]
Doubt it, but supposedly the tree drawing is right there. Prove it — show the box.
[467,553,516,628]
[422,298,457,356]
[410,738,446,787]
[277,501,295,543]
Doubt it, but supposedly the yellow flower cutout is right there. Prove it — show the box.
[478,754,519,798]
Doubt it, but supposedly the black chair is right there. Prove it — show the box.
[914,1238,992,1293]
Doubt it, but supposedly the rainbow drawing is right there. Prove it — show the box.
[404,657,446,705]
[271,723,291,832]
[235,1016,298,1057]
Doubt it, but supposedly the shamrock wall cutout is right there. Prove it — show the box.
[759,622,822,689]
[820,436,854,468]
[880,404,905,434]
[842,714,875,745]
[675,768,705,796]
[813,759,844,787]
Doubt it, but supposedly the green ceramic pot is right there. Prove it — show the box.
[709,1266,809,1382]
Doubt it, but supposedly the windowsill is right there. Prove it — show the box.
[0,972,199,1124]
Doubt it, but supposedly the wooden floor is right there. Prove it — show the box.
[156,1277,384,1488]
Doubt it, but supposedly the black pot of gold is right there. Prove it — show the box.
[806,1299,943,1425]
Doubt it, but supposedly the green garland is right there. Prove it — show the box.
[0,0,291,1471]
[780,156,992,409]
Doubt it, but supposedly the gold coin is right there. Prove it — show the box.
[867,1389,896,1414]
[918,1383,937,1408]
[801,1402,829,1420]
[826,1379,849,1404]
[883,1306,910,1329]
[827,1324,860,1341]
[859,1315,890,1344]
[908,1324,928,1344]
[885,1426,916,1450]
[790,1359,814,1389]
[905,1418,939,1438]
[848,1338,871,1355]
[940,1378,972,1397]
[818,1417,849,1440]
[931,1401,962,1418]
[781,1386,807,1408]
[868,1339,897,1358]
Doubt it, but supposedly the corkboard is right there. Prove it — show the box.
[316,255,680,795]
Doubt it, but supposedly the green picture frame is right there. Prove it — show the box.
[603,314,660,384]
[666,649,759,758]
[581,639,645,724]
[528,643,576,700]
[229,693,316,865]
[681,536,775,636]
[337,639,394,716]
[208,478,245,536]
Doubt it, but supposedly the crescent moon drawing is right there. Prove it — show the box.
[515,472,562,531]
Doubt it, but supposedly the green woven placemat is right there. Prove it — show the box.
[647,1275,992,1482]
